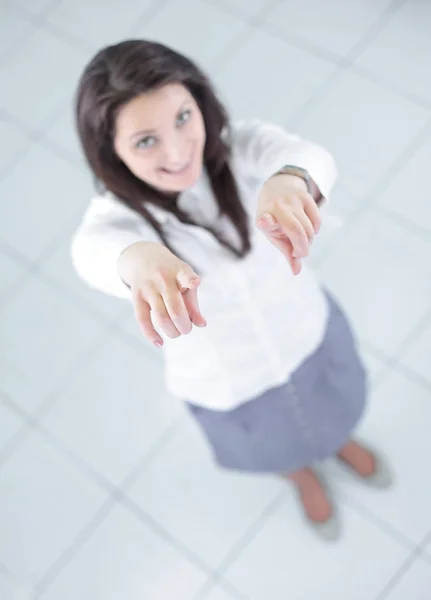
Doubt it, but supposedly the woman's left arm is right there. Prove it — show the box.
[232,119,338,201]
[232,120,338,274]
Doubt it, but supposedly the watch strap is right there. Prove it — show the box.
[272,165,311,194]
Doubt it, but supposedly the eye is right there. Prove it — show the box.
[135,135,156,150]
[176,109,191,127]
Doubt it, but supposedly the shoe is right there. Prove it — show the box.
[297,468,342,542]
[336,441,393,490]
[309,512,342,542]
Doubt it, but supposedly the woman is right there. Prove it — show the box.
[72,40,391,541]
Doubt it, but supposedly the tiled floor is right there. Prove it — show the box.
[1,0,431,598]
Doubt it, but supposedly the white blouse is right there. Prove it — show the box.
[72,120,338,410]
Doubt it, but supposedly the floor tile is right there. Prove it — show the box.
[397,321,431,386]
[43,104,85,163]
[127,417,285,570]
[424,536,431,562]
[378,134,431,234]
[0,117,31,176]
[41,503,207,600]
[310,178,368,261]
[0,429,107,588]
[264,0,393,58]
[41,334,183,486]
[0,3,430,598]
[0,353,29,413]
[205,0,273,19]
[0,565,31,600]
[354,2,431,103]
[0,141,94,261]
[203,584,236,600]
[13,0,55,17]
[46,0,157,49]
[0,250,29,303]
[223,490,408,600]
[381,558,431,600]
[213,27,335,123]
[327,368,431,545]
[0,274,107,412]
[39,219,127,321]
[323,177,369,223]
[135,0,248,73]
[0,27,88,130]
[360,347,387,382]
[115,307,161,360]
[317,209,431,356]
[0,5,35,62]
[297,71,430,196]
[0,400,23,453]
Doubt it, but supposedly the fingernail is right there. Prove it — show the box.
[154,340,163,348]
[258,214,273,228]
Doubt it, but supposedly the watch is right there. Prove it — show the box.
[272,165,311,194]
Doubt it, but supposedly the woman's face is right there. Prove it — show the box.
[114,83,206,193]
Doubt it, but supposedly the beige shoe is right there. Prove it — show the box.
[337,441,393,489]
[296,469,342,542]
[309,512,342,542]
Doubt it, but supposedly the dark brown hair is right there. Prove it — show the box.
[75,39,251,259]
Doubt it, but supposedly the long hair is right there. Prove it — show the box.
[75,39,251,259]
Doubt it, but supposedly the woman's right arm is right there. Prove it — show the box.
[71,194,206,346]
[71,194,161,299]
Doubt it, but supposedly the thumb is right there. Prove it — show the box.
[177,267,200,291]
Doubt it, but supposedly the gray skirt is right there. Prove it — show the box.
[186,293,367,474]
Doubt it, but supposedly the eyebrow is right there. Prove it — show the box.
[130,102,191,141]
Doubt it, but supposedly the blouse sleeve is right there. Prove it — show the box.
[231,119,338,199]
[71,193,161,299]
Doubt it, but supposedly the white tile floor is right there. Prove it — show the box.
[0,0,430,598]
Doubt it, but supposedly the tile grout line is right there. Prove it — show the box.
[195,489,288,596]
[316,115,431,266]
[0,2,431,596]
[193,578,248,600]
[0,325,119,470]
[372,203,431,246]
[342,0,408,63]
[339,491,420,554]
[349,62,431,113]
[0,0,429,173]
[0,0,173,177]
[120,495,221,577]
[374,548,425,600]
[115,415,185,493]
[24,260,163,368]
[204,0,430,127]
[287,0,414,128]
[0,1,53,69]
[127,0,172,36]
[33,496,119,596]
[28,412,219,596]
[0,0,428,206]
[416,530,431,565]
[0,372,236,597]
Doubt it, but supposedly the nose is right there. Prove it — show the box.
[162,133,188,167]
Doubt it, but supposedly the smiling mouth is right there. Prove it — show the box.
[162,153,194,175]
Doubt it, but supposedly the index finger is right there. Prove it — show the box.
[267,205,310,259]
